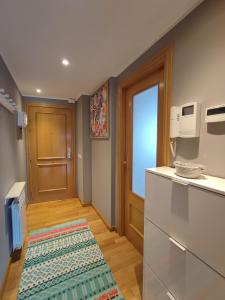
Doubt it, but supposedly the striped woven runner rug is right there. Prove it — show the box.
[17,219,124,300]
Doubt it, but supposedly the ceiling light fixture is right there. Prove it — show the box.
[36,88,42,93]
[62,58,70,66]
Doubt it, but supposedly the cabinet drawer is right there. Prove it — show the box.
[144,219,225,300]
[145,172,225,277]
[143,263,176,300]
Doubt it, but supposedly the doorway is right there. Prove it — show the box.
[125,70,165,253]
[26,103,75,202]
[117,46,173,253]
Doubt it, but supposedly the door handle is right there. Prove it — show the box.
[166,291,176,300]
[67,147,71,159]
[169,237,186,252]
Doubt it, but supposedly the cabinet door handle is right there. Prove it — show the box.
[166,292,176,300]
[172,178,189,186]
[169,237,186,252]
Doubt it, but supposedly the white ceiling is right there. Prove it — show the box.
[0,0,202,100]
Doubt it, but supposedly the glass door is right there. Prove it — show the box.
[125,69,164,253]
[132,85,158,198]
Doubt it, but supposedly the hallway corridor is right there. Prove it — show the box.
[2,199,143,300]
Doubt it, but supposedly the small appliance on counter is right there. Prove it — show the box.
[174,161,205,179]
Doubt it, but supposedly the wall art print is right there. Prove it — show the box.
[90,81,109,138]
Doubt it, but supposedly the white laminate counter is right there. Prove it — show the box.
[147,167,225,196]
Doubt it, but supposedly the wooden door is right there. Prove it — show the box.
[27,104,75,202]
[125,69,167,253]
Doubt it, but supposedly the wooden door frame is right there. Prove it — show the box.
[25,102,76,202]
[116,44,173,235]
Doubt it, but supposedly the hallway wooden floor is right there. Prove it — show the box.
[2,199,143,300]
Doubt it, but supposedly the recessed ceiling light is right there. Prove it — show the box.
[62,58,70,66]
[36,88,42,93]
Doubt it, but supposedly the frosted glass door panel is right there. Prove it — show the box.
[132,85,158,198]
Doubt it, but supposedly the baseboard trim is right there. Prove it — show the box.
[78,198,91,207]
[0,257,11,299]
[91,204,115,232]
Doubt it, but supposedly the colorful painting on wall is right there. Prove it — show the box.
[90,81,109,138]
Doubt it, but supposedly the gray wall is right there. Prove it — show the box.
[0,56,26,287]
[75,95,92,204]
[172,0,225,177]
[118,0,225,178]
[76,98,84,201]
[92,77,117,226]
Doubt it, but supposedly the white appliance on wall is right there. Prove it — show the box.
[17,111,28,128]
[205,104,225,123]
[170,102,201,158]
[179,102,201,138]
[170,102,201,139]
[170,106,180,138]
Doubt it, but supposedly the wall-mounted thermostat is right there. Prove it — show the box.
[205,104,225,123]
[179,102,201,138]
[17,111,28,128]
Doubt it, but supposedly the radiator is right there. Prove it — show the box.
[5,182,26,253]
[11,189,26,251]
